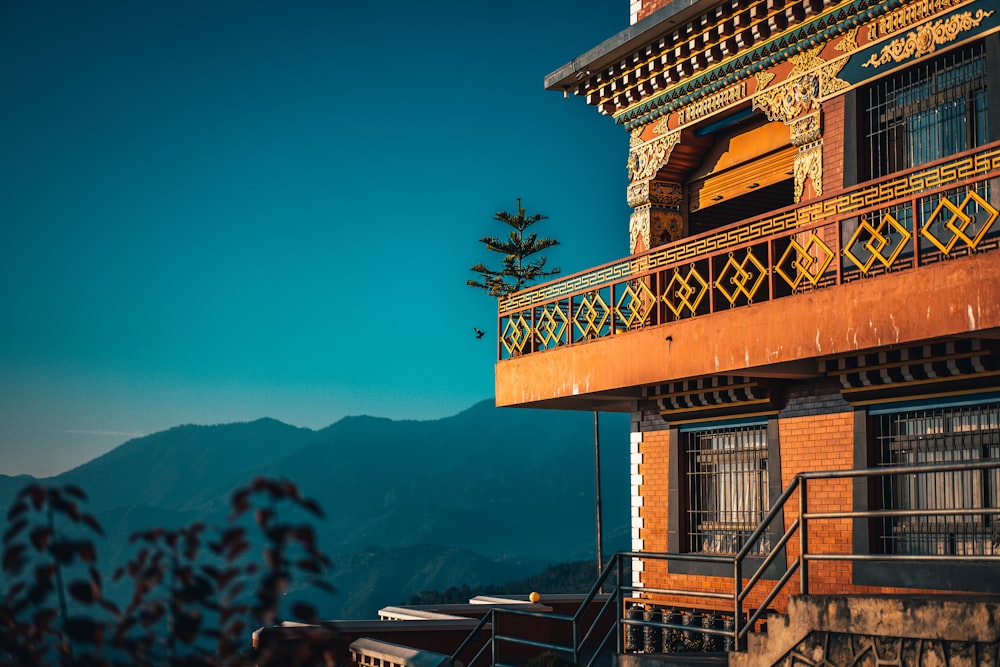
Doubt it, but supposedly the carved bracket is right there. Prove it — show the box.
[628,130,681,183]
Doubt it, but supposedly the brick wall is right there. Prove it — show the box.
[636,0,674,23]
[778,411,854,598]
[629,378,942,614]
[823,95,845,195]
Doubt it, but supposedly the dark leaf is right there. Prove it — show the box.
[139,604,166,628]
[77,541,97,563]
[296,558,322,575]
[68,580,96,605]
[5,500,28,522]
[32,608,58,629]
[255,507,274,529]
[64,616,104,644]
[2,544,27,574]
[29,526,50,552]
[81,513,104,537]
[4,580,26,601]
[51,495,81,520]
[2,518,28,545]
[313,580,336,594]
[229,489,250,518]
[63,485,88,501]
[174,609,202,643]
[23,484,46,510]
[50,540,76,564]
[300,497,324,518]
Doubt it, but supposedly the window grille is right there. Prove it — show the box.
[864,42,988,180]
[875,402,1000,555]
[685,424,769,555]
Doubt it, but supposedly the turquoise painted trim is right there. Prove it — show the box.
[867,392,1000,415]
[618,0,905,130]
[679,415,770,432]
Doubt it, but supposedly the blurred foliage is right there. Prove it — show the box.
[1,478,332,667]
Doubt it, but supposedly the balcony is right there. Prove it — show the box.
[495,142,1000,410]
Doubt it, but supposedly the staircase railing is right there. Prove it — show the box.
[451,459,1000,667]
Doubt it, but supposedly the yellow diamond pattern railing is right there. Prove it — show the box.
[775,232,835,290]
[498,142,1000,360]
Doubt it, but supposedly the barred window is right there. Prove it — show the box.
[685,424,770,555]
[863,41,988,181]
[875,402,1000,556]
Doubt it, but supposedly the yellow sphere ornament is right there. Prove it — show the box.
[529,591,540,603]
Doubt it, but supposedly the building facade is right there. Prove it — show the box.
[494,0,1000,628]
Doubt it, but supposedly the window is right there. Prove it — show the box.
[684,423,770,555]
[874,401,1000,556]
[863,42,989,180]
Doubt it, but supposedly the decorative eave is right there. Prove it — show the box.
[645,375,782,421]
[544,0,952,130]
[543,0,729,95]
[820,339,1000,405]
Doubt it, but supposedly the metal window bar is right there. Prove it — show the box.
[865,41,988,180]
[876,403,1000,556]
[686,425,769,555]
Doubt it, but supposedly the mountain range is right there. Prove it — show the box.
[0,400,630,618]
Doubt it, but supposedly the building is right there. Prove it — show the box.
[491,0,1000,661]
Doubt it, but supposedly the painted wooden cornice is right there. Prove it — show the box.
[565,0,909,129]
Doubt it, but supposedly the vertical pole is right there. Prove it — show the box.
[734,555,743,651]
[800,477,809,595]
[491,609,498,667]
[594,410,604,576]
[616,555,624,656]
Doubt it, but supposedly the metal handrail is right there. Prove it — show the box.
[451,459,1000,666]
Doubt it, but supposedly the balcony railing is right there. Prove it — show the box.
[498,142,1000,360]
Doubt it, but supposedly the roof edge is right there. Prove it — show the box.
[543,0,726,92]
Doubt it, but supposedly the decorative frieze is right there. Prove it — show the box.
[869,0,966,40]
[862,9,995,68]
[676,81,748,125]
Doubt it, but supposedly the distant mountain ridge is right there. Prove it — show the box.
[0,400,630,618]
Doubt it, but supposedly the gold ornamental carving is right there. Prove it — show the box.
[628,130,681,182]
[790,111,822,146]
[755,73,821,122]
[753,46,849,123]
[628,180,682,208]
[794,141,823,202]
[862,10,995,68]
[652,117,671,135]
[835,27,860,54]
[630,209,651,254]
[870,0,965,40]
[651,212,684,248]
[755,70,776,92]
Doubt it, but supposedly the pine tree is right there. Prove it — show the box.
[467,199,561,297]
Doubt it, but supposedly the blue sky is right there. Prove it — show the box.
[0,1,631,477]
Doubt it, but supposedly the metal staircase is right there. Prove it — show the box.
[450,460,1000,667]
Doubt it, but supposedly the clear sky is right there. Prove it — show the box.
[0,1,632,477]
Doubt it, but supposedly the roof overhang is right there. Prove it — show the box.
[544,0,728,93]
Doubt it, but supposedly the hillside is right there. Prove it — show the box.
[0,400,630,618]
